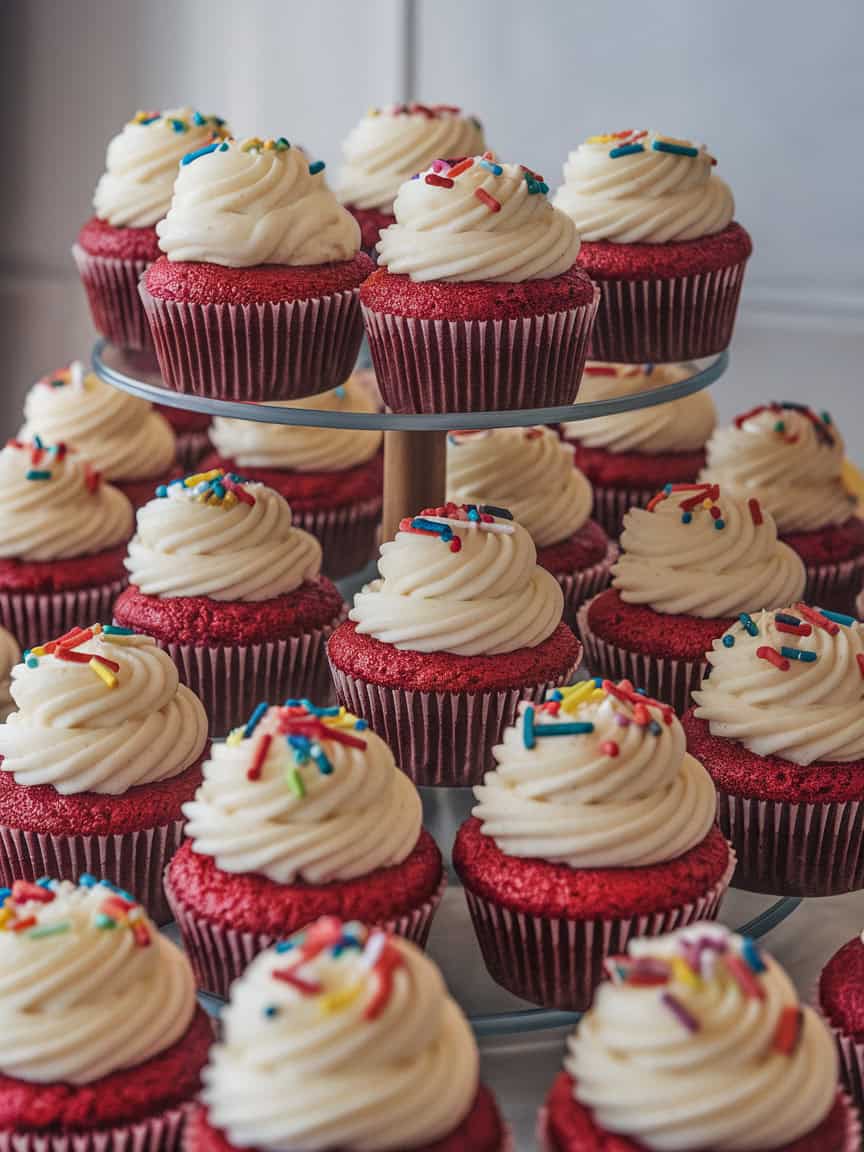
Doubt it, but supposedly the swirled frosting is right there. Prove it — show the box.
[693,605,864,765]
[613,485,805,618]
[157,137,360,267]
[183,702,420,883]
[338,104,485,213]
[350,503,563,655]
[209,379,381,472]
[0,876,196,1085]
[566,922,837,1150]
[0,628,20,722]
[93,107,229,228]
[554,131,734,244]
[475,679,716,867]
[125,471,322,601]
[700,404,854,533]
[202,919,478,1151]
[0,627,207,795]
[0,440,133,562]
[21,362,175,481]
[562,363,717,454]
[377,155,581,282]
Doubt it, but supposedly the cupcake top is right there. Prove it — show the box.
[474,678,716,867]
[183,700,420,884]
[209,379,382,472]
[156,136,360,267]
[700,403,854,533]
[0,875,196,1085]
[0,439,133,562]
[93,107,229,229]
[125,470,322,601]
[350,502,563,655]
[446,427,592,549]
[202,918,478,1152]
[0,624,207,795]
[693,605,864,765]
[338,103,486,214]
[613,484,806,618]
[377,154,581,283]
[0,627,20,723]
[565,922,837,1150]
[20,361,176,482]
[554,131,734,244]
[562,363,718,455]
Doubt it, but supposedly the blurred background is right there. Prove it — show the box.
[0,0,861,445]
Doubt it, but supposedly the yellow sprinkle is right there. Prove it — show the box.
[671,957,702,989]
[89,623,103,634]
[226,728,244,746]
[0,907,14,928]
[196,493,209,504]
[702,498,712,509]
[590,689,606,701]
[222,491,237,509]
[89,658,117,689]
[263,138,275,150]
[559,680,598,714]
[240,136,263,152]
[367,106,380,117]
[655,134,692,148]
[586,133,618,144]
[319,981,362,1015]
[30,646,46,657]
[101,633,138,645]
[184,469,221,488]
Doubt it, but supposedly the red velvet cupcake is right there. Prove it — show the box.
[818,934,864,1114]
[0,627,19,723]
[156,404,211,471]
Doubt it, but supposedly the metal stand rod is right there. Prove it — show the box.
[382,428,447,541]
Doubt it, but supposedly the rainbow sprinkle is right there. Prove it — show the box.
[0,875,149,947]
[23,624,125,689]
[156,469,254,508]
[521,679,674,751]
[399,503,515,554]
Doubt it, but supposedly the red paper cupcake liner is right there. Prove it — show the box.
[803,556,864,617]
[294,498,381,582]
[814,982,864,1117]
[0,1105,189,1152]
[139,283,365,403]
[553,541,617,630]
[588,485,656,539]
[0,579,126,654]
[72,244,154,353]
[164,869,446,999]
[362,291,599,414]
[172,431,212,474]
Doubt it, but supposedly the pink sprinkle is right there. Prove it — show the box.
[661,992,700,1032]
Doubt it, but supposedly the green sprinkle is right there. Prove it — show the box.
[286,767,306,798]
[27,921,70,939]
[275,137,290,151]
[308,160,325,175]
[95,914,117,929]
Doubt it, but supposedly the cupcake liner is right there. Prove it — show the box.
[72,244,154,353]
[0,819,183,925]
[814,981,864,1116]
[165,869,446,999]
[0,579,126,654]
[588,261,747,363]
[576,599,707,715]
[139,282,364,403]
[172,430,212,474]
[362,290,599,414]
[589,485,656,539]
[463,844,735,1011]
[553,540,617,630]
[0,1105,189,1152]
[294,498,381,582]
[803,555,864,617]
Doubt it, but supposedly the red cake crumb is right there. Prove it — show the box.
[345,205,395,253]
[200,452,383,513]
[782,517,864,567]
[144,253,374,306]
[538,520,610,575]
[819,937,864,1042]
[0,546,128,595]
[167,828,443,936]
[567,443,706,492]
[577,223,753,283]
[155,404,212,434]
[76,216,162,263]
[586,589,729,662]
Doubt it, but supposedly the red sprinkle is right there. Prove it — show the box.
[83,464,101,494]
[725,953,765,999]
[772,1006,802,1054]
[91,654,120,674]
[132,922,152,948]
[364,942,404,1021]
[10,916,37,933]
[12,880,55,904]
[796,603,839,636]
[272,968,322,996]
[474,188,501,213]
[756,645,790,671]
[857,654,864,680]
[300,917,345,961]
[646,492,668,512]
[447,158,474,178]
[449,538,462,553]
[247,732,273,781]
[425,173,454,189]
[600,740,620,758]
[54,649,91,665]
[775,620,812,637]
[583,365,618,377]
[748,498,763,526]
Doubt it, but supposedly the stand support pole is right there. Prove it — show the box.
[381,428,447,542]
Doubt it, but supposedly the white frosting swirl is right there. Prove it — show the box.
[377,156,581,282]
[125,474,322,601]
[338,105,485,213]
[701,405,854,533]
[614,486,805,618]
[554,132,734,243]
[203,923,478,1152]
[0,628,20,722]
[566,923,837,1150]
[93,107,229,228]
[0,878,196,1085]
[350,506,563,655]
[157,139,360,267]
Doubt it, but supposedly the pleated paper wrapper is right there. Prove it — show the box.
[72,244,154,352]
[294,497,381,583]
[553,540,617,630]
[0,579,126,655]
[815,982,864,1118]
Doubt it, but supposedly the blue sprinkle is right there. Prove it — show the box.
[467,507,481,522]
[652,140,698,157]
[523,705,536,749]
[192,111,206,125]
[780,646,817,663]
[646,720,661,736]
[636,688,647,696]
[26,656,38,668]
[354,718,368,730]
[740,937,767,973]
[816,607,857,628]
[479,505,513,520]
[775,613,802,627]
[35,877,53,889]
[609,143,645,158]
[479,159,503,175]
[739,613,759,637]
[170,118,188,133]
[219,142,229,152]
[34,435,43,450]
[156,485,168,498]
[244,701,269,739]
[335,385,346,398]
[538,182,549,194]
[78,873,97,888]
[714,519,725,530]
[308,160,326,175]
[663,484,673,494]
[593,678,603,687]
[263,1004,280,1018]
[681,511,693,524]
[722,635,735,648]
[547,689,563,702]
[0,888,10,903]
[274,939,297,953]
[534,721,595,736]
[181,141,222,166]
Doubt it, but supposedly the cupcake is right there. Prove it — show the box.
[0,438,133,651]
[328,503,581,786]
[141,136,373,402]
[685,603,864,896]
[73,107,229,353]
[202,377,382,581]
[155,405,212,472]
[113,470,345,735]
[818,932,864,1113]
[446,426,615,624]
[0,625,207,922]
[542,922,859,1152]
[454,679,734,1010]
[561,362,718,536]
[554,131,752,363]
[701,403,864,612]
[0,875,212,1152]
[361,154,598,413]
[578,484,806,713]
[187,918,509,1152]
[337,103,486,252]
[166,700,444,996]
[20,360,177,508]
[0,628,20,722]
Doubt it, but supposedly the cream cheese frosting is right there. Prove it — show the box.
[202,919,478,1151]
[157,136,360,267]
[350,503,563,655]
[566,922,837,1150]
[377,154,581,282]
[613,484,805,618]
[93,107,229,229]
[125,470,322,601]
[0,876,196,1085]
[0,627,20,723]
[554,131,734,244]
[446,427,592,548]
[700,404,854,533]
[474,679,716,867]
